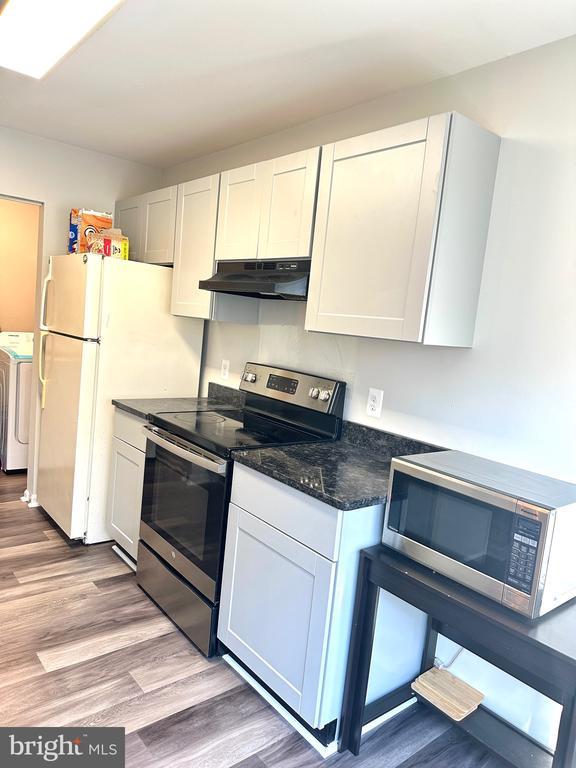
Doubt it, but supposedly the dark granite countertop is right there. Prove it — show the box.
[233,425,439,511]
[112,382,244,421]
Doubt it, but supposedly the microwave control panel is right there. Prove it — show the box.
[506,515,541,594]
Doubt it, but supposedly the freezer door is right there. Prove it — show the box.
[37,332,98,539]
[42,253,102,339]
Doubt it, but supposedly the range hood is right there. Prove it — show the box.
[199,260,310,301]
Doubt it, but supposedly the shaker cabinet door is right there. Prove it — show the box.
[107,436,145,559]
[140,186,178,265]
[114,196,142,262]
[257,148,320,260]
[171,175,219,318]
[215,164,264,261]
[218,503,336,727]
[305,115,449,341]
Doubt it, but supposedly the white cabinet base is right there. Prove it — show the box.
[107,435,145,560]
[218,464,400,732]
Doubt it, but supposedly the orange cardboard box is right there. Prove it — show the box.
[69,208,113,253]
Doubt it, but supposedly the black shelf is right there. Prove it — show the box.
[413,695,553,768]
[338,546,576,766]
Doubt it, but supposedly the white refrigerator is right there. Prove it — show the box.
[37,253,204,544]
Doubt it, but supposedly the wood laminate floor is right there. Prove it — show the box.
[0,472,512,768]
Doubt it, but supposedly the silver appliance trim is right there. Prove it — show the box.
[388,458,518,512]
[239,362,344,414]
[143,425,228,475]
[383,460,555,618]
[137,542,215,656]
[140,520,217,602]
[382,528,505,602]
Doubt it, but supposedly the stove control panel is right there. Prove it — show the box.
[239,363,345,416]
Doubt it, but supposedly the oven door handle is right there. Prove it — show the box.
[144,427,228,475]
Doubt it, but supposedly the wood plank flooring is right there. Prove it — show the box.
[0,472,512,768]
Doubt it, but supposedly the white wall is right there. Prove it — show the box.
[0,126,162,497]
[164,36,576,484]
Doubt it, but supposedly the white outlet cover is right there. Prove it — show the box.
[221,359,230,380]
[366,388,384,418]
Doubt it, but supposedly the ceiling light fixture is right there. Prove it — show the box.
[0,0,123,79]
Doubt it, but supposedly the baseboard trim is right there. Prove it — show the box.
[222,654,416,758]
[112,544,137,572]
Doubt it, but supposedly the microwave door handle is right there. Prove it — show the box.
[144,427,227,475]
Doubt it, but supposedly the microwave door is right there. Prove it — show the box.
[383,462,516,603]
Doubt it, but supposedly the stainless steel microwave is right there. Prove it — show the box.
[383,451,576,619]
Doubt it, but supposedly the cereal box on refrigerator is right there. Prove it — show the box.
[68,208,113,253]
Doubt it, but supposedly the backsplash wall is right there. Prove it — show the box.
[185,37,576,483]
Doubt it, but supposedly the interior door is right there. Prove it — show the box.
[42,253,102,339]
[257,148,320,260]
[140,186,177,264]
[171,175,219,318]
[37,332,98,539]
[305,116,449,341]
[215,163,265,261]
[218,504,336,726]
[114,196,142,262]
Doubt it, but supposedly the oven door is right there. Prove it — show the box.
[383,459,517,602]
[140,426,229,603]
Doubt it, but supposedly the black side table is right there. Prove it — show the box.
[339,546,576,767]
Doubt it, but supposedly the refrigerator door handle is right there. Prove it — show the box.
[39,266,53,332]
[38,332,48,410]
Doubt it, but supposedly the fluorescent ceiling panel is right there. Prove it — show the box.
[0,0,123,78]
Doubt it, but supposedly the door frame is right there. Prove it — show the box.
[0,193,44,505]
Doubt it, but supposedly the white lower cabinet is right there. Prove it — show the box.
[219,503,336,724]
[218,463,402,731]
[106,411,146,559]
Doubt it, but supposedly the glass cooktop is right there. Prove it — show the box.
[150,409,324,458]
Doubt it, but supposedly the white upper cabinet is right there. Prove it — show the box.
[215,163,264,261]
[215,148,320,262]
[140,186,177,265]
[114,196,142,262]
[305,113,500,347]
[171,175,219,319]
[115,185,177,265]
[257,148,320,260]
[170,176,259,323]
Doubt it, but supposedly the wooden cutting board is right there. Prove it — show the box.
[411,667,484,721]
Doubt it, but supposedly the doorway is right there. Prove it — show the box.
[0,196,42,478]
[0,197,41,332]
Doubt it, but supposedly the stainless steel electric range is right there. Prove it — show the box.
[136,363,346,656]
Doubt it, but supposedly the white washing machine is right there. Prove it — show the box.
[0,332,34,472]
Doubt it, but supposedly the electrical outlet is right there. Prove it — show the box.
[221,359,230,380]
[366,388,384,418]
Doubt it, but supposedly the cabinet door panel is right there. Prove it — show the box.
[218,504,335,726]
[258,148,320,260]
[107,436,145,559]
[140,186,177,264]
[114,198,142,262]
[215,164,263,261]
[306,115,448,341]
[171,176,219,318]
